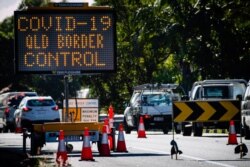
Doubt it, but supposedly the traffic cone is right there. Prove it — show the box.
[99,125,110,156]
[116,124,128,152]
[15,117,22,133]
[104,118,113,150]
[137,116,146,138]
[80,127,95,161]
[56,130,68,166]
[227,120,238,145]
[104,118,111,134]
[108,104,114,129]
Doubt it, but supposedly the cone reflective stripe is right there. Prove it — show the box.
[99,125,110,156]
[109,118,114,128]
[227,120,238,145]
[116,124,128,152]
[138,116,146,138]
[80,127,94,161]
[56,130,68,165]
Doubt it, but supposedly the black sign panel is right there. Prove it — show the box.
[14,9,116,74]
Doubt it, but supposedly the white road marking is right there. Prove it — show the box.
[132,146,236,167]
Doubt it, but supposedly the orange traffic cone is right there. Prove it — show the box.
[99,125,110,156]
[104,118,111,134]
[104,118,113,150]
[138,116,146,138]
[108,104,114,129]
[15,117,22,133]
[56,130,68,166]
[227,120,238,145]
[116,124,128,152]
[80,127,95,161]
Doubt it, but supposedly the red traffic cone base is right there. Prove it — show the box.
[99,125,111,156]
[80,127,95,161]
[138,116,146,138]
[227,120,238,145]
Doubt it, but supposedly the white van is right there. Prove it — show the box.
[123,83,186,134]
[185,79,247,136]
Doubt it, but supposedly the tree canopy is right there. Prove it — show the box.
[0,0,249,112]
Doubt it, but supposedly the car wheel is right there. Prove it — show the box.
[124,117,131,134]
[193,127,203,136]
[183,125,192,136]
[245,126,250,140]
[163,128,169,134]
[193,123,203,137]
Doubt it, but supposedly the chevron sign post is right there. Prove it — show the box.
[173,100,241,122]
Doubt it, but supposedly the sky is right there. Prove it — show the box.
[0,0,94,22]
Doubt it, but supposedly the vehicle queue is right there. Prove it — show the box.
[0,79,250,141]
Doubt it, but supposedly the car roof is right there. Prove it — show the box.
[23,96,53,100]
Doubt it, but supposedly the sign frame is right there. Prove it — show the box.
[14,8,117,74]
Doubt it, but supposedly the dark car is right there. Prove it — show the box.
[0,92,37,132]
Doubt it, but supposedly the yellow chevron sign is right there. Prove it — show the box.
[173,100,241,122]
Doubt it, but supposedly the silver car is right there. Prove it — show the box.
[14,96,60,131]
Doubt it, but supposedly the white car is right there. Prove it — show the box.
[14,96,60,131]
[242,80,250,139]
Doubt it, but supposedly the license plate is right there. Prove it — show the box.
[65,135,82,141]
[154,117,164,121]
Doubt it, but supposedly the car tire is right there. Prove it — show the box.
[123,117,131,134]
[183,125,192,136]
[245,126,250,140]
[193,127,203,136]
[163,128,169,134]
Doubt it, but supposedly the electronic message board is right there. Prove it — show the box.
[14,8,116,74]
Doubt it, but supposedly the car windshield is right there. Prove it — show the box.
[141,93,171,106]
[27,99,55,106]
[203,86,229,98]
[9,96,25,106]
[8,93,37,107]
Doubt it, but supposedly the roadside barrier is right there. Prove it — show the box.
[137,116,146,138]
[99,125,111,156]
[116,123,128,152]
[80,127,95,161]
[56,130,68,166]
[227,120,238,145]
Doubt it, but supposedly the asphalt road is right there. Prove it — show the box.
[0,131,250,167]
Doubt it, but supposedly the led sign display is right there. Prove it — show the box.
[14,9,116,74]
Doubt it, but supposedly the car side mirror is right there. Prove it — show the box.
[236,94,242,101]
[246,95,250,100]
[181,95,189,101]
